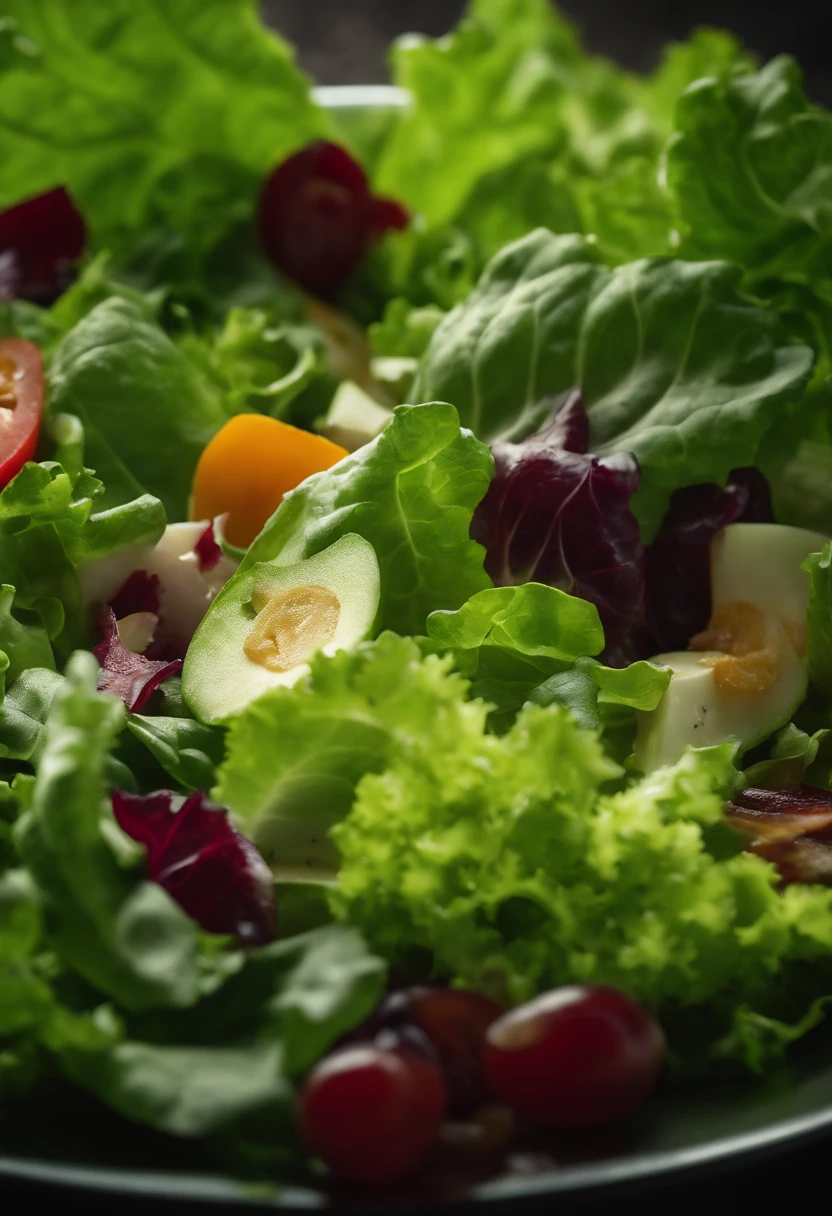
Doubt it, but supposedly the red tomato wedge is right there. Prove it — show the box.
[0,339,44,490]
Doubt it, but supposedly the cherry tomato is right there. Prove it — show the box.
[300,1037,447,1187]
[0,339,44,490]
[482,986,664,1131]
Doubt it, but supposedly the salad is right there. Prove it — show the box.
[2,0,832,1196]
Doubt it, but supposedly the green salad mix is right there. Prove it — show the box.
[1,0,832,1186]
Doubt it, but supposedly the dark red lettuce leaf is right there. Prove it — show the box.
[112,790,275,946]
[727,785,832,885]
[471,392,648,666]
[194,521,222,573]
[0,187,86,305]
[109,570,161,619]
[258,141,409,299]
[645,468,773,653]
[94,608,181,712]
[545,388,590,454]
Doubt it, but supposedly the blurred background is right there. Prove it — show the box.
[263,0,832,102]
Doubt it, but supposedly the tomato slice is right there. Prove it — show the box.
[0,338,44,490]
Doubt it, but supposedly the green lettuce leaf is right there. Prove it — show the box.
[414,229,814,535]
[50,1004,290,1141]
[14,652,211,1011]
[529,656,670,762]
[126,714,226,793]
[48,920,384,1148]
[0,0,325,257]
[369,298,446,359]
[425,585,668,743]
[0,456,164,655]
[0,449,165,656]
[0,668,63,763]
[332,695,832,1065]
[0,586,54,685]
[215,634,476,878]
[804,541,832,698]
[242,402,494,636]
[667,57,832,299]
[743,722,832,791]
[49,298,228,517]
[0,869,52,1036]
[375,0,584,230]
[424,583,603,727]
[178,305,324,421]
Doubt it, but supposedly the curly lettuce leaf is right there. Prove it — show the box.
[415,230,814,536]
[0,0,325,258]
[215,634,478,878]
[243,402,493,636]
[333,699,832,1065]
[0,456,165,656]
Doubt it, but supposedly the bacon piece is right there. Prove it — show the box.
[727,785,832,885]
[94,608,181,712]
[112,789,276,946]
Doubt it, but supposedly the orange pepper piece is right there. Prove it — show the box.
[191,414,348,548]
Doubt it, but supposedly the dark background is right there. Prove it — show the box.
[263,0,832,103]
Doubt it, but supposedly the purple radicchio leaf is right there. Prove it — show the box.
[94,608,182,712]
[194,520,223,572]
[0,187,86,305]
[112,789,276,946]
[645,468,773,653]
[471,390,649,666]
[108,570,161,619]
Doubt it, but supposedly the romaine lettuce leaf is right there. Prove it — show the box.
[243,402,494,636]
[415,230,814,536]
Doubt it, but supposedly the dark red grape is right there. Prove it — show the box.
[258,141,409,299]
[300,1038,447,1186]
[401,987,504,1115]
[483,986,664,1131]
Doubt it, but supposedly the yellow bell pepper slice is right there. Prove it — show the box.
[191,414,348,548]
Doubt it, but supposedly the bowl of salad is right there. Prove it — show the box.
[2,0,832,1207]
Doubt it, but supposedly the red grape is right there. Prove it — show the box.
[402,987,504,1115]
[300,1037,447,1186]
[482,985,664,1131]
